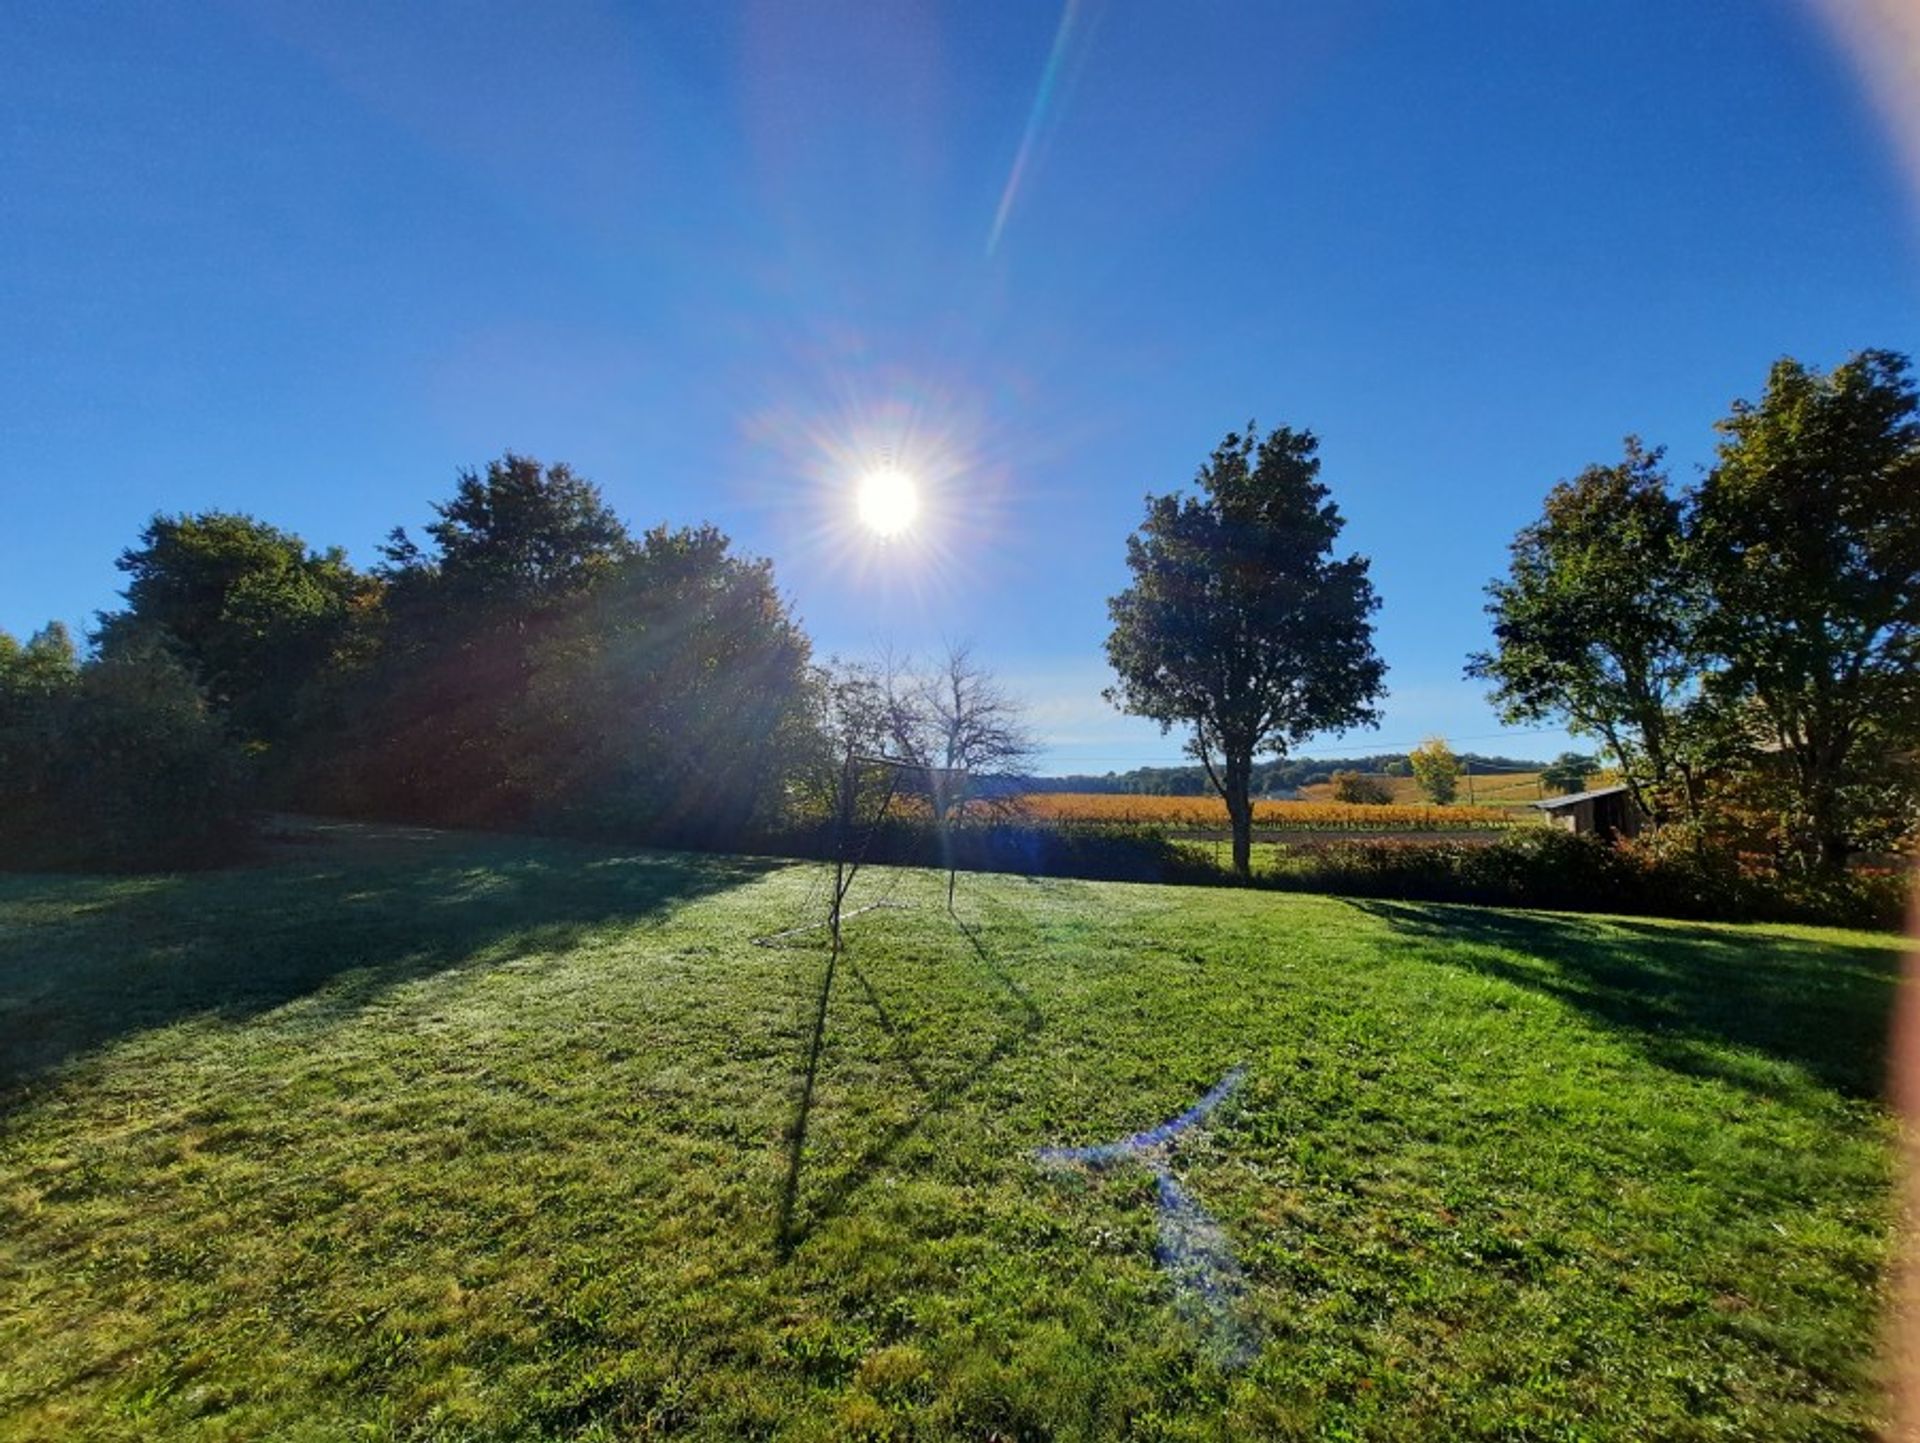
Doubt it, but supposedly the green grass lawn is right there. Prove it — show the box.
[0,823,1905,1440]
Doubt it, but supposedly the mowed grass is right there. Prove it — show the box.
[0,824,1905,1441]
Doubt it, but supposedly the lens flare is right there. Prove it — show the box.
[857,466,921,537]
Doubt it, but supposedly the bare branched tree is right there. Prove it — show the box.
[884,642,1036,824]
[801,645,1033,917]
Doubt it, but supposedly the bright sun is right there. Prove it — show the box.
[856,466,920,538]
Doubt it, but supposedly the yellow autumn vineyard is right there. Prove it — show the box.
[1016,792,1524,830]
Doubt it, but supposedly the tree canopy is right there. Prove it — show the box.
[0,624,247,869]
[522,524,818,844]
[323,454,638,826]
[98,513,369,743]
[1467,439,1709,822]
[1105,424,1384,874]
[383,452,630,617]
[1691,349,1920,868]
[1471,349,1920,870]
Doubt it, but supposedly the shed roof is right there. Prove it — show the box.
[1530,783,1635,811]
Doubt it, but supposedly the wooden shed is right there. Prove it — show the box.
[1530,783,1643,840]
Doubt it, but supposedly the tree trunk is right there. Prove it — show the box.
[1808,774,1851,875]
[1797,729,1852,876]
[1223,751,1253,879]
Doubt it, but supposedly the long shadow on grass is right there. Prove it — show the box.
[776,888,1044,1258]
[1346,898,1901,1099]
[0,820,778,1101]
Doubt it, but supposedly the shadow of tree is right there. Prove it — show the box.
[1344,898,1902,1100]
[0,818,779,1099]
[775,885,1046,1258]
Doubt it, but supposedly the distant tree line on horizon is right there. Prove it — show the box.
[1025,751,1551,798]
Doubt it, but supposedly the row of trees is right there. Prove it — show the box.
[1097,349,1917,884]
[1470,348,1920,872]
[1259,742,1597,808]
[9,347,1910,895]
[2,454,1035,869]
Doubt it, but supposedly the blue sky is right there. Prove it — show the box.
[5,1,1917,774]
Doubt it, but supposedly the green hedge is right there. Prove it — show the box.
[0,653,253,872]
[1240,830,1908,930]
[745,820,1907,929]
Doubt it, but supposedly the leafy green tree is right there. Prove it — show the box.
[1691,349,1920,871]
[1106,424,1385,876]
[1467,439,1707,822]
[97,513,369,743]
[342,454,634,826]
[523,524,816,843]
[1409,737,1461,804]
[0,622,79,708]
[0,630,248,870]
[383,452,629,618]
[1540,751,1597,795]
[0,624,82,842]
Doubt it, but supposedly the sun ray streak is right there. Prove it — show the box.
[987,0,1083,258]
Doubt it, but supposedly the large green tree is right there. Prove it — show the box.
[1105,424,1385,876]
[98,513,369,743]
[382,452,630,619]
[346,454,635,825]
[0,626,248,870]
[523,524,817,843]
[1466,439,1708,822]
[1691,349,1920,871]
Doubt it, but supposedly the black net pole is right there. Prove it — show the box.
[830,746,854,954]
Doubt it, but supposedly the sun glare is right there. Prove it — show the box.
[857,466,921,538]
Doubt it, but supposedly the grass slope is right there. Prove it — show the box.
[0,824,1903,1441]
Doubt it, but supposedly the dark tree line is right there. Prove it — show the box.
[1,453,826,867]
[0,622,249,868]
